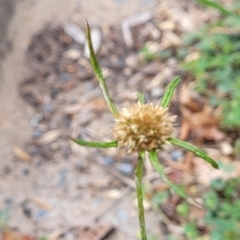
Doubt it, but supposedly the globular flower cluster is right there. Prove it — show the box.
[113,102,175,153]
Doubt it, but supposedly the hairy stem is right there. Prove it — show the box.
[135,152,147,240]
[149,151,186,198]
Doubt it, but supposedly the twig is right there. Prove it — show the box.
[94,188,131,222]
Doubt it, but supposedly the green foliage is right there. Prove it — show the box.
[176,202,190,217]
[151,177,240,239]
[184,222,199,239]
[203,177,240,240]
[0,208,9,228]
[181,1,240,128]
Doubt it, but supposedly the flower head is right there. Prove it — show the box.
[113,102,175,153]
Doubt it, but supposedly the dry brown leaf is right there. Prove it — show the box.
[179,83,225,142]
[193,150,240,186]
[36,129,62,145]
[179,83,205,112]
[48,229,62,240]
[63,97,108,115]
[2,229,35,240]
[13,147,32,162]
[29,196,53,211]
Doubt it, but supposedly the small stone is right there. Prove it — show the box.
[64,49,81,60]
[57,168,69,185]
[117,163,133,175]
[23,168,30,175]
[3,165,12,174]
[159,20,176,31]
[4,197,12,205]
[84,82,94,91]
[170,150,183,161]
[23,206,32,218]
[43,104,53,114]
[219,141,233,155]
[35,210,48,220]
[150,88,164,98]
[60,73,70,83]
[103,156,114,165]
[33,129,43,139]
[75,160,87,171]
[30,114,43,127]
[106,189,121,199]
[125,55,139,69]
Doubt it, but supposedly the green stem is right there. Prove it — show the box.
[71,138,118,148]
[138,92,145,104]
[85,20,118,117]
[135,152,147,240]
[149,151,187,198]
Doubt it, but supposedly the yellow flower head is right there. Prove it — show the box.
[113,102,175,153]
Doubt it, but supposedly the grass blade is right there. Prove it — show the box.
[149,151,187,198]
[138,93,145,104]
[85,20,118,117]
[169,138,219,169]
[160,76,181,108]
[71,138,118,148]
[197,0,239,18]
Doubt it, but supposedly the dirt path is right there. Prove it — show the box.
[0,1,157,239]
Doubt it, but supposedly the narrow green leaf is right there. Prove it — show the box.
[169,138,219,169]
[160,76,181,108]
[149,151,187,198]
[138,93,145,104]
[85,20,118,117]
[71,138,118,148]
[197,0,239,18]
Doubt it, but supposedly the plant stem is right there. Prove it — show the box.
[149,151,186,198]
[135,153,147,240]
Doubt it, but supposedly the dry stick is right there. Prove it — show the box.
[94,153,135,190]
[94,187,131,222]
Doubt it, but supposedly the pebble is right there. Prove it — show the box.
[43,103,53,114]
[60,72,70,83]
[170,150,184,161]
[3,165,12,174]
[30,114,43,127]
[84,82,94,91]
[57,168,69,185]
[22,168,30,175]
[103,156,114,166]
[117,163,133,175]
[150,88,164,98]
[219,141,233,155]
[125,55,139,69]
[64,49,81,60]
[23,206,32,218]
[35,210,48,220]
[75,160,87,171]
[33,129,43,139]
